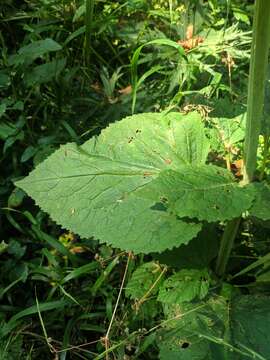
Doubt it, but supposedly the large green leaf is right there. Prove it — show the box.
[153,224,219,269]
[136,165,254,222]
[158,296,228,360]
[158,294,270,360]
[16,112,207,254]
[231,295,270,359]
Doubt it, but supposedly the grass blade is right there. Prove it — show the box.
[131,38,185,114]
[85,0,95,67]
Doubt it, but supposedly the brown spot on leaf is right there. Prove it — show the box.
[165,159,172,165]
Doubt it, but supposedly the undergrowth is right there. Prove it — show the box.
[1,1,270,359]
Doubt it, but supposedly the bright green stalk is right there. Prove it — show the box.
[216,0,270,277]
[84,0,95,67]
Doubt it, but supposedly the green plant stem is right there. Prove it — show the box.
[216,218,241,277]
[259,135,270,180]
[243,0,270,184]
[216,0,270,277]
[84,0,95,67]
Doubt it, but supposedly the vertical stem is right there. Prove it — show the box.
[216,0,270,277]
[216,218,241,277]
[84,0,95,67]
[243,0,270,184]
[259,135,270,180]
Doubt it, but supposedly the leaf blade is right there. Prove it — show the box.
[137,165,254,222]
[16,112,207,253]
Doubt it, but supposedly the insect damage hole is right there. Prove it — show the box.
[181,342,190,349]
[160,196,168,204]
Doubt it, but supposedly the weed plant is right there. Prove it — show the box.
[1,1,270,359]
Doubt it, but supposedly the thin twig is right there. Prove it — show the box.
[135,265,167,311]
[103,252,132,360]
[56,339,100,353]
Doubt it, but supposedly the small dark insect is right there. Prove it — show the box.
[128,137,134,143]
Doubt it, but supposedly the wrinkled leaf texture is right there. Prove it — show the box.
[158,295,270,360]
[16,112,254,254]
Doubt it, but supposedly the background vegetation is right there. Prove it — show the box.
[1,1,270,359]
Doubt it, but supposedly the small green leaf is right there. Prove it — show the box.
[233,9,250,24]
[9,299,68,324]
[0,241,8,255]
[0,71,10,88]
[73,4,86,22]
[24,58,66,87]
[158,269,210,305]
[8,188,25,208]
[0,122,16,140]
[0,103,7,117]
[21,145,37,163]
[126,262,165,300]
[62,262,99,283]
[249,182,270,220]
[7,239,26,259]
[8,39,62,66]
[211,113,246,149]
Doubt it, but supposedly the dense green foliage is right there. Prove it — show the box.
[1,1,270,359]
